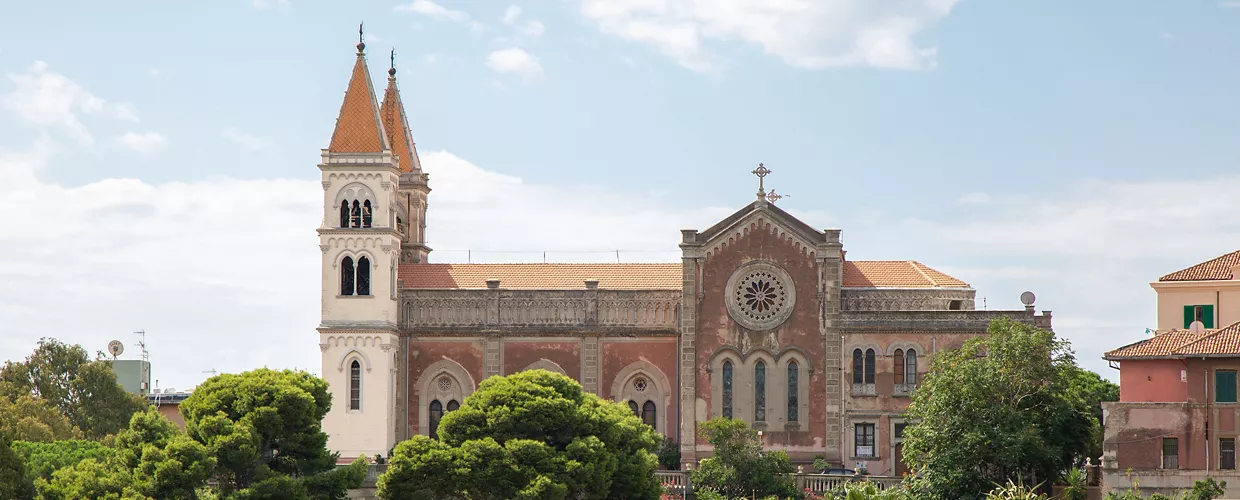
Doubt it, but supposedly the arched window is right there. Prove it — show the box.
[894,349,906,385]
[852,349,863,384]
[356,257,371,296]
[722,360,733,419]
[864,349,876,384]
[340,257,355,296]
[447,400,459,412]
[642,401,656,428]
[754,361,766,422]
[349,360,361,411]
[351,200,361,228]
[362,200,373,228]
[905,349,918,385]
[339,201,350,228]
[429,400,443,438]
[628,400,639,417]
[787,360,799,422]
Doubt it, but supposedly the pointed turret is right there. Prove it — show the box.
[327,33,390,154]
[380,49,422,173]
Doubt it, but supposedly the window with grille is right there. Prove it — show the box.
[1223,438,1236,470]
[855,423,876,458]
[905,349,917,385]
[1162,437,1179,469]
[356,257,371,296]
[349,360,361,411]
[340,257,355,295]
[642,401,657,428]
[722,360,733,419]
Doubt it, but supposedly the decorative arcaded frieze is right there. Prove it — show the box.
[399,289,680,330]
[841,288,975,312]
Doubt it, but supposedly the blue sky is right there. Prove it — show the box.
[1,0,1239,389]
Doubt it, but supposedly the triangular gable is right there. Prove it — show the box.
[697,201,827,251]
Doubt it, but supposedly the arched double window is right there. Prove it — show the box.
[852,348,876,384]
[895,349,918,385]
[787,360,799,422]
[349,360,361,411]
[754,361,766,422]
[722,360,734,419]
[642,401,656,428]
[339,256,371,296]
[339,199,374,228]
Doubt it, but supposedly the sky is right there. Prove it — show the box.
[1,0,1239,390]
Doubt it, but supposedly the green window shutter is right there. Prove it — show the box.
[1216,371,1237,403]
[1186,306,1196,329]
[1205,305,1216,329]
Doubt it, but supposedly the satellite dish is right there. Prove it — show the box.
[107,340,124,358]
[1020,291,1036,306]
[1190,321,1205,334]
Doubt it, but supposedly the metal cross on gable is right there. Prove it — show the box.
[752,163,772,199]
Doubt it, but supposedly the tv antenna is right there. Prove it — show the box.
[203,369,218,376]
[134,330,149,363]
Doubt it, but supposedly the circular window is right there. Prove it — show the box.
[633,377,648,393]
[725,262,796,331]
[437,377,451,392]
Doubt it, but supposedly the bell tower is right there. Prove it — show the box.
[380,48,432,265]
[317,28,401,460]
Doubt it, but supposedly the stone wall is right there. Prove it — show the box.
[840,288,976,312]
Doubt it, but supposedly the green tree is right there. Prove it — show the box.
[1062,366,1119,462]
[0,338,147,439]
[378,369,663,500]
[902,318,1095,500]
[0,433,35,500]
[657,436,681,470]
[34,408,214,500]
[178,368,362,499]
[689,417,798,500]
[11,439,114,485]
[0,395,82,442]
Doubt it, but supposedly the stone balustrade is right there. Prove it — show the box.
[400,289,680,331]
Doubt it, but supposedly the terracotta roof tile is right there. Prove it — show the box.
[1105,321,1240,359]
[843,261,970,288]
[398,261,969,290]
[380,74,421,173]
[328,51,390,154]
[1159,249,1240,281]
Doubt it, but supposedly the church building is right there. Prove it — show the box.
[316,37,1053,476]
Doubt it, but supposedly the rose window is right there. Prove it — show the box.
[633,377,648,393]
[724,262,796,331]
[437,377,451,392]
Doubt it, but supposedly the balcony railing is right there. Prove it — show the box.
[656,471,903,497]
[852,383,876,396]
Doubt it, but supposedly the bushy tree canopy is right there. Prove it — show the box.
[378,369,663,500]
[0,338,147,439]
[689,417,798,500]
[0,395,82,442]
[902,318,1096,500]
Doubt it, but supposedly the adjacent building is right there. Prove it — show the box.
[315,35,1053,475]
[1103,249,1240,493]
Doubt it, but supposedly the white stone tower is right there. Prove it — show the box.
[317,33,406,459]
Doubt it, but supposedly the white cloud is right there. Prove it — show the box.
[116,132,167,153]
[502,5,522,25]
[252,0,289,9]
[1221,1,1240,8]
[501,5,544,37]
[578,0,958,72]
[485,48,544,82]
[222,128,271,150]
[2,61,139,144]
[396,0,469,22]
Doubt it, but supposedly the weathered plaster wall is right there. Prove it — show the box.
[1119,359,1188,403]
[502,339,581,378]
[602,337,678,436]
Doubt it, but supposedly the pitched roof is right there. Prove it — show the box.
[1160,249,1240,281]
[1105,321,1240,359]
[398,263,682,290]
[328,47,390,154]
[698,201,827,247]
[843,261,970,288]
[380,70,422,173]
[398,261,968,290]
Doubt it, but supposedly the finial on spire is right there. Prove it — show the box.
[388,48,397,77]
[357,22,366,53]
[765,189,788,204]
[752,163,772,200]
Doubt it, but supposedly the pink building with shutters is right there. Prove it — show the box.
[1102,249,1240,495]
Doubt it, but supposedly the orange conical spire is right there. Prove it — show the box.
[327,25,390,154]
[380,48,422,173]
